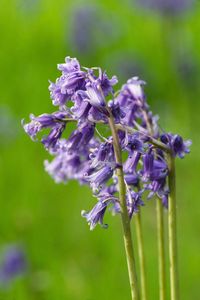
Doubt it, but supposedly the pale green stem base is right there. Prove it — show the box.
[108,113,139,300]
[135,211,147,300]
[167,154,179,300]
[156,198,166,300]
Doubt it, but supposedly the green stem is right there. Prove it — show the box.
[167,154,179,300]
[108,112,139,300]
[135,211,147,300]
[156,198,166,300]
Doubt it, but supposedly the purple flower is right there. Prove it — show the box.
[23,111,69,139]
[98,70,118,96]
[124,174,139,186]
[49,79,70,106]
[115,77,151,129]
[68,5,121,55]
[126,77,146,105]
[85,165,114,191]
[71,92,91,121]
[49,57,86,107]
[136,0,194,16]
[23,111,69,149]
[108,100,126,123]
[126,190,144,218]
[142,153,168,181]
[160,133,192,158]
[57,56,81,73]
[23,55,192,229]
[0,246,27,285]
[123,152,141,173]
[90,141,114,168]
[69,6,98,54]
[81,193,117,230]
[85,82,109,115]
[145,177,169,208]
[81,200,108,230]
[45,151,81,183]
[123,134,144,152]
[67,122,95,152]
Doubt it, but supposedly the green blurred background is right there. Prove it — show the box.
[0,0,199,299]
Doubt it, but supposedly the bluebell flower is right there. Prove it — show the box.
[85,82,107,113]
[67,122,95,152]
[23,111,70,149]
[85,165,114,191]
[0,246,27,285]
[71,92,91,121]
[98,70,118,96]
[23,55,191,228]
[49,57,86,107]
[123,152,141,173]
[45,151,81,183]
[161,133,192,158]
[126,77,146,105]
[142,152,168,182]
[57,56,81,73]
[81,193,118,230]
[126,190,144,218]
[124,174,139,187]
[90,140,114,168]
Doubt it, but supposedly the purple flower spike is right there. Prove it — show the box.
[0,246,27,285]
[23,55,192,228]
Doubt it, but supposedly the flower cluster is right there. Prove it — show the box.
[23,56,191,230]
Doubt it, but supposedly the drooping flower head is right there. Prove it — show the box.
[23,56,191,229]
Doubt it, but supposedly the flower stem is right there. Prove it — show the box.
[108,112,139,300]
[167,153,179,300]
[156,198,166,300]
[135,211,147,300]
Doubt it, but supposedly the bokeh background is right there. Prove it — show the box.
[0,0,199,299]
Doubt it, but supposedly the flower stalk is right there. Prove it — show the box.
[167,153,179,300]
[135,211,147,300]
[108,111,139,300]
[156,197,166,300]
